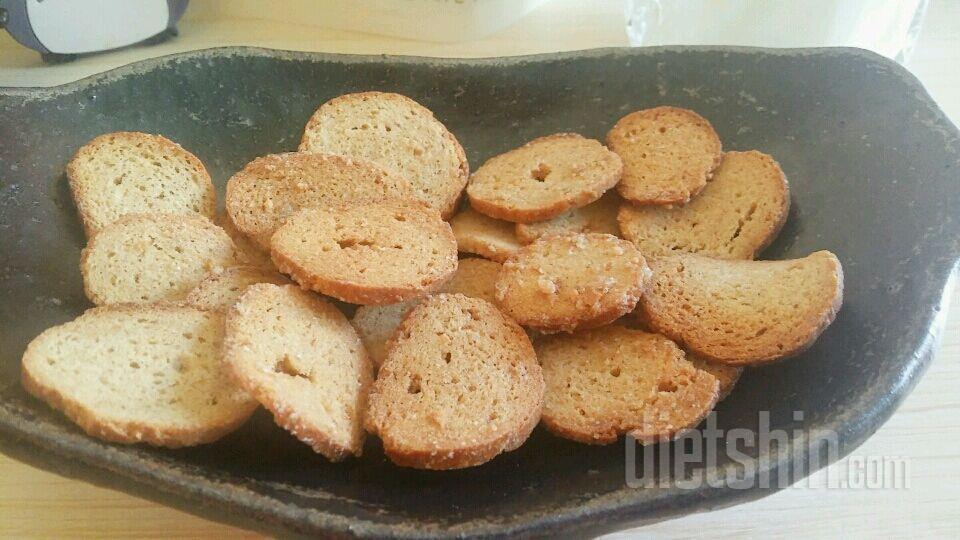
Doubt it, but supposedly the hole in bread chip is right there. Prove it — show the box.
[609,367,621,377]
[530,162,552,182]
[273,355,311,380]
[337,238,374,249]
[658,380,678,393]
[443,352,452,364]
[394,213,407,222]
[407,375,422,394]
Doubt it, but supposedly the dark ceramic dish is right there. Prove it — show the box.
[0,47,958,538]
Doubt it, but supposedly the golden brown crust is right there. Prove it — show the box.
[617,151,790,259]
[67,131,215,237]
[270,200,458,305]
[495,233,651,333]
[20,304,258,448]
[537,326,719,445]
[466,133,622,223]
[639,251,844,365]
[299,91,469,219]
[365,294,543,469]
[450,206,521,262]
[688,354,743,401]
[607,107,721,205]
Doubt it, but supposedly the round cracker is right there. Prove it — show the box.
[466,133,622,223]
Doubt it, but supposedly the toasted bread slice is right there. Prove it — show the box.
[299,92,469,218]
[515,191,622,245]
[66,132,216,237]
[271,200,458,305]
[450,206,521,262]
[639,251,844,364]
[537,325,719,445]
[351,258,502,366]
[688,355,742,400]
[186,266,291,311]
[466,133,622,223]
[21,304,257,447]
[214,211,275,270]
[225,152,411,249]
[80,213,240,305]
[365,294,543,469]
[495,233,651,333]
[607,107,722,205]
[223,284,374,460]
[441,257,502,305]
[618,151,789,259]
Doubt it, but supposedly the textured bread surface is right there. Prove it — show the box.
[365,294,543,469]
[466,133,622,223]
[537,325,719,445]
[618,151,789,259]
[223,284,374,460]
[607,107,722,205]
[225,152,411,248]
[516,191,622,245]
[67,132,216,236]
[81,213,240,305]
[639,251,844,364]
[351,258,502,366]
[450,206,521,262]
[495,233,651,333]
[299,92,469,218]
[21,304,257,447]
[271,200,458,305]
[688,355,742,401]
[215,211,275,270]
[186,266,291,311]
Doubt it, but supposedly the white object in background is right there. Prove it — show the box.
[25,0,169,54]
[626,0,929,63]
[189,0,552,43]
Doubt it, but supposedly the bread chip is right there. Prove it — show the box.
[516,191,622,245]
[450,206,521,262]
[21,304,257,447]
[538,325,719,444]
[607,107,721,205]
[66,132,215,236]
[223,284,374,460]
[365,294,543,469]
[638,251,844,364]
[351,258,502,366]
[495,233,651,333]
[81,213,240,305]
[466,133,622,223]
[299,92,468,218]
[214,211,275,270]
[271,200,458,305]
[186,266,291,311]
[225,152,411,249]
[618,151,789,258]
[688,355,742,400]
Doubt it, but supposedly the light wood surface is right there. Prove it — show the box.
[1,1,958,538]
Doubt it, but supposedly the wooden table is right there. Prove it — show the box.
[2,1,958,537]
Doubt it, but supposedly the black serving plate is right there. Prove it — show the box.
[1,47,958,538]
